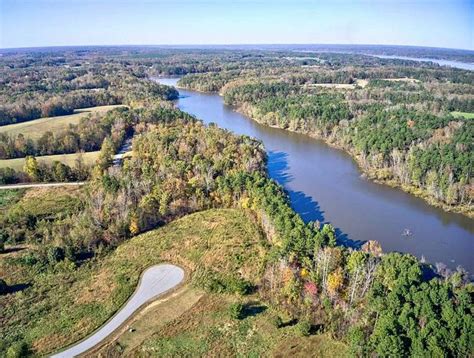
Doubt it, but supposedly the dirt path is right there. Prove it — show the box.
[0,182,86,190]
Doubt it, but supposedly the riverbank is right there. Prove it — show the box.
[157,76,473,273]
[177,76,472,218]
[230,102,473,218]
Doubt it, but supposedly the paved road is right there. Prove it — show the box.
[0,182,86,190]
[51,264,185,358]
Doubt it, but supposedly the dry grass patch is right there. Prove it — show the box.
[0,105,125,140]
[273,334,349,357]
[0,151,99,171]
[0,208,266,356]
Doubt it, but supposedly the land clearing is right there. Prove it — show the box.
[451,111,474,119]
[305,79,368,90]
[382,77,420,83]
[1,209,266,356]
[0,105,125,140]
[108,292,348,357]
[0,151,99,171]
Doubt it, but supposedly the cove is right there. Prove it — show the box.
[155,77,474,274]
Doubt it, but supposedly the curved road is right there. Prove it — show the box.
[51,264,185,358]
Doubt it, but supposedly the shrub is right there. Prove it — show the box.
[297,319,311,336]
[229,302,244,320]
[6,341,29,358]
[47,246,65,265]
[226,276,253,295]
[271,314,283,328]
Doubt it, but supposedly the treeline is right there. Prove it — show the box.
[0,91,120,126]
[0,156,90,185]
[0,107,130,159]
[217,171,472,357]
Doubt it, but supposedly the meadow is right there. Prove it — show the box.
[0,208,267,355]
[451,111,474,119]
[0,151,99,171]
[0,105,124,140]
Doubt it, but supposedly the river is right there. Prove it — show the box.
[370,54,474,71]
[155,77,474,274]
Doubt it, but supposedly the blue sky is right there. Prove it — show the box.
[1,0,473,49]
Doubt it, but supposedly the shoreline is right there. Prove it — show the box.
[175,80,473,219]
[227,101,474,219]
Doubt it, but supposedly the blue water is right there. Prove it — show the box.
[156,77,474,274]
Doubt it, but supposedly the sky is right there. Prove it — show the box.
[1,0,473,50]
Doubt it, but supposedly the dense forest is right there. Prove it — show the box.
[0,48,472,357]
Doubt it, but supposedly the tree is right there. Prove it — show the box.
[23,156,39,181]
[6,341,29,358]
[52,161,70,182]
[229,302,244,320]
[97,137,115,169]
[297,319,312,336]
[47,246,65,265]
[327,267,344,297]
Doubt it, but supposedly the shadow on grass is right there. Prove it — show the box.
[241,303,267,319]
[1,247,26,255]
[3,283,31,295]
[280,318,298,328]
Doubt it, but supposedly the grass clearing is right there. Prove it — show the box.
[306,83,356,90]
[90,285,205,356]
[0,151,99,171]
[0,105,125,140]
[111,292,347,357]
[0,189,25,211]
[6,185,84,218]
[0,209,266,356]
[305,79,368,90]
[451,111,474,119]
[383,77,420,83]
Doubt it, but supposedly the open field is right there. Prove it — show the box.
[0,151,99,171]
[383,77,420,83]
[306,79,368,90]
[98,291,348,357]
[0,189,25,211]
[451,111,474,119]
[2,185,83,218]
[306,83,356,89]
[0,209,266,356]
[54,264,185,358]
[0,105,124,140]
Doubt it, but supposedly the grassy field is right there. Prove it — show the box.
[0,151,99,171]
[0,189,25,212]
[97,289,347,357]
[1,207,348,356]
[3,186,83,219]
[0,209,267,356]
[451,111,474,119]
[0,105,124,140]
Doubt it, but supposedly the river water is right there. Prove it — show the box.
[370,54,474,71]
[155,77,473,274]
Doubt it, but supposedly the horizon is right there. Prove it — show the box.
[1,43,474,53]
[1,0,473,50]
